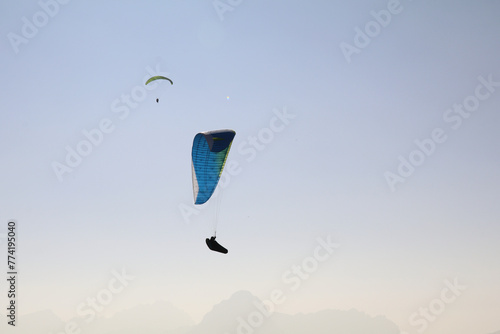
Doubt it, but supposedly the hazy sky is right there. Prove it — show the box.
[1,1,499,334]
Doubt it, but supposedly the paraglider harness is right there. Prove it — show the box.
[206,236,228,254]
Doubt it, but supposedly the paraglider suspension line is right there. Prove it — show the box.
[212,186,224,237]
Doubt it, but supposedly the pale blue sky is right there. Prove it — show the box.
[1,1,499,333]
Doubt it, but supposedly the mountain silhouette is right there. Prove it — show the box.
[186,290,267,334]
[186,290,400,334]
[1,293,498,334]
[78,300,194,334]
[0,301,193,334]
[4,309,65,333]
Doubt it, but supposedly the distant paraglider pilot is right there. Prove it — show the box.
[145,76,173,104]
[206,236,228,254]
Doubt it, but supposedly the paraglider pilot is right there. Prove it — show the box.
[206,236,228,254]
